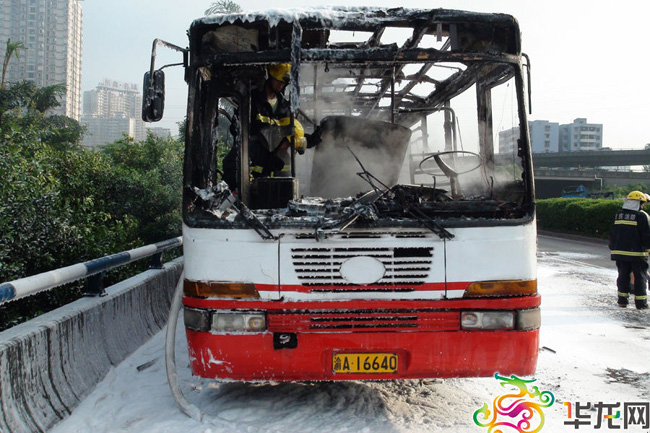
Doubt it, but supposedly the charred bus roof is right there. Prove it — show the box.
[189,7,520,55]
[187,7,522,126]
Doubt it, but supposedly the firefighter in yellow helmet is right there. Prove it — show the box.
[222,64,321,189]
[609,190,650,309]
[268,64,291,88]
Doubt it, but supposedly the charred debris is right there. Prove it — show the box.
[192,180,525,240]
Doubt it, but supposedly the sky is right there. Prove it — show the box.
[51,245,650,432]
[81,0,650,148]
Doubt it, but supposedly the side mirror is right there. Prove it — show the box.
[142,70,165,122]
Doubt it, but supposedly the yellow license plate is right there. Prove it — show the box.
[332,353,398,374]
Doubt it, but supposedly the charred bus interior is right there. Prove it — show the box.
[182,8,533,236]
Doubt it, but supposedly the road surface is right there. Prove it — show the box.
[51,233,650,433]
[538,232,611,269]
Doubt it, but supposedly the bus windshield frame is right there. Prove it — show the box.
[182,8,533,235]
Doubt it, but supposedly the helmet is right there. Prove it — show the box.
[627,191,648,202]
[268,64,291,84]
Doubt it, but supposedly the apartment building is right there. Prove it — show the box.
[0,0,83,120]
[559,118,603,152]
[499,118,602,154]
[147,126,172,138]
[81,79,146,148]
[529,120,560,153]
[497,126,520,155]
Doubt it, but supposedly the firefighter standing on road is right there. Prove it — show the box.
[609,190,650,309]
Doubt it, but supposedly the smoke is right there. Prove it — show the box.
[294,64,416,198]
[307,116,411,198]
[298,64,357,122]
[292,64,524,202]
[434,151,524,200]
[415,147,524,201]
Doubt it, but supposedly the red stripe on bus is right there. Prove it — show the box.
[183,293,541,311]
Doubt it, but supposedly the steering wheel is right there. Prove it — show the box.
[419,150,483,178]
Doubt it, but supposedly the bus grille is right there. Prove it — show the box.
[267,310,459,333]
[291,246,433,288]
[294,231,429,240]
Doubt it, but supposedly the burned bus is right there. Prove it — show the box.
[144,7,539,382]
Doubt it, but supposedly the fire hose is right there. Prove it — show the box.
[165,271,203,421]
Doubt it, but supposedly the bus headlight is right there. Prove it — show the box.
[184,307,211,332]
[516,308,541,330]
[461,311,514,330]
[211,312,267,332]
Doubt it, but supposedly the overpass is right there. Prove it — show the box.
[532,149,650,168]
[530,149,650,198]
[534,168,650,199]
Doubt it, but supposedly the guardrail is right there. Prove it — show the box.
[0,257,184,433]
[0,237,182,305]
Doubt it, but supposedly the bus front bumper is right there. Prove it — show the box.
[183,295,541,381]
[185,327,539,381]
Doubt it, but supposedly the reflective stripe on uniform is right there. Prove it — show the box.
[251,165,264,174]
[615,220,638,226]
[610,250,649,257]
[618,292,630,298]
[636,295,648,300]
[257,114,291,126]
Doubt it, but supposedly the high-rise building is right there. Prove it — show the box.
[497,126,519,155]
[529,120,559,153]
[498,118,602,154]
[0,0,83,120]
[147,127,172,139]
[81,79,146,148]
[559,118,603,152]
[83,115,137,149]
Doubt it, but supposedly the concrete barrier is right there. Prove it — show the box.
[0,258,183,433]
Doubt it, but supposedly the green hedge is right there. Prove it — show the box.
[536,198,623,239]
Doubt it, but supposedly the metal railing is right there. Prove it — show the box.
[0,237,183,305]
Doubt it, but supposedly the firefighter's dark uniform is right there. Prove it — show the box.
[609,204,650,308]
[222,87,293,190]
[248,87,294,177]
[222,86,320,190]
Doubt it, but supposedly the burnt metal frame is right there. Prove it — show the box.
[192,49,520,125]
[188,8,522,127]
[183,8,533,217]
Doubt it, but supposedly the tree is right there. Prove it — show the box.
[0,76,186,330]
[1,38,25,89]
[102,132,183,244]
[205,0,242,15]
[0,80,84,150]
[0,81,54,116]
[29,83,65,114]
